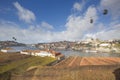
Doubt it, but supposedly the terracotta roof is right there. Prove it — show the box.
[56,54,64,57]
[45,49,62,56]
[22,49,62,56]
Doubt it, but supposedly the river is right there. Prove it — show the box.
[57,50,120,57]
[9,46,120,57]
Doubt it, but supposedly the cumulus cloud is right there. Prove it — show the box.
[73,2,82,11]
[70,0,120,41]
[87,0,120,40]
[100,0,120,19]
[0,5,99,43]
[13,2,36,23]
[0,20,55,43]
[41,21,54,30]
[0,1,120,43]
[84,22,120,40]
[64,6,98,40]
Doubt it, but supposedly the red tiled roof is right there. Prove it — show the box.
[22,49,62,56]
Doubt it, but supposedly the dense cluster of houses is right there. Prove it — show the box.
[35,38,120,53]
[0,38,120,54]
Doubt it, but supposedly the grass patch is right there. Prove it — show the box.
[12,56,56,74]
[0,56,56,74]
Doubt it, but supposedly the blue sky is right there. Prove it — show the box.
[0,0,75,28]
[0,0,120,43]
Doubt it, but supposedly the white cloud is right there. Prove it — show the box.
[13,2,36,23]
[100,0,120,19]
[0,20,54,43]
[73,2,82,11]
[84,23,120,40]
[85,0,120,40]
[41,21,54,30]
[64,6,98,40]
[0,1,120,43]
[0,6,99,43]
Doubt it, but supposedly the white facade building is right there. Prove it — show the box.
[99,43,111,47]
[20,50,56,58]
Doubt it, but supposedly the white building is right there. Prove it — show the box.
[99,43,111,47]
[33,51,53,57]
[20,49,65,59]
[20,50,56,58]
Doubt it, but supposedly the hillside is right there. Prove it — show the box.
[0,52,56,80]
[10,57,120,80]
[0,41,26,49]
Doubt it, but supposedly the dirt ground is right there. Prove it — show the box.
[11,56,120,80]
